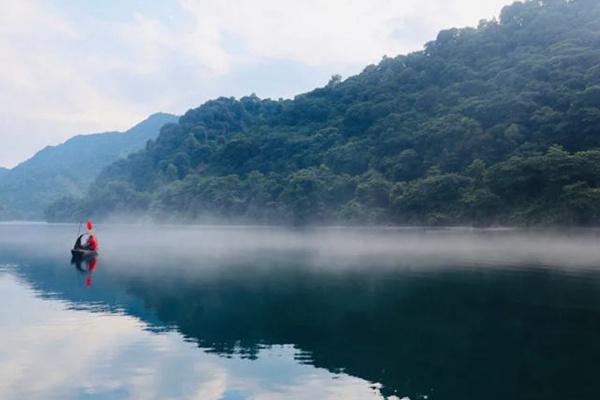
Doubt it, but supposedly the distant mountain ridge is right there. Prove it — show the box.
[0,112,178,220]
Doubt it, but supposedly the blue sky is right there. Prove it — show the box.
[0,0,511,168]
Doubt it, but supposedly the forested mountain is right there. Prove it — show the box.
[0,113,177,220]
[47,0,600,226]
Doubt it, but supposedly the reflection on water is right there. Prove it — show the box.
[2,224,600,399]
[72,256,98,288]
[0,275,379,400]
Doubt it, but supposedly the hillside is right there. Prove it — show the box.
[0,113,177,219]
[47,0,600,226]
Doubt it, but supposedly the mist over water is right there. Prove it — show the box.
[5,223,600,269]
[2,223,600,399]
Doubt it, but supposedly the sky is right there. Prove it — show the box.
[0,0,512,168]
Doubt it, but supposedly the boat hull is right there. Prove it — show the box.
[71,249,98,258]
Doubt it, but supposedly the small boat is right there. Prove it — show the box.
[71,248,98,258]
[71,233,98,258]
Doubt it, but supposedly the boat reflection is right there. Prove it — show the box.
[71,255,98,288]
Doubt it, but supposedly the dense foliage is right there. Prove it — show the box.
[0,113,177,219]
[47,0,600,225]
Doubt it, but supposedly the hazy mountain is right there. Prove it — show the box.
[0,112,178,220]
[49,0,600,226]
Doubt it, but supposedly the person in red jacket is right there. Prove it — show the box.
[84,234,98,251]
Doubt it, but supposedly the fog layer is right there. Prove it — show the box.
[2,223,600,271]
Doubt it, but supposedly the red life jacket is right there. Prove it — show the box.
[88,235,98,251]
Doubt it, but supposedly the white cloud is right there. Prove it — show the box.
[0,0,150,166]
[0,0,511,167]
[179,0,510,66]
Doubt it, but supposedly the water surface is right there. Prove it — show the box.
[2,224,600,399]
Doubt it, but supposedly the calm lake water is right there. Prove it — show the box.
[2,224,600,400]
